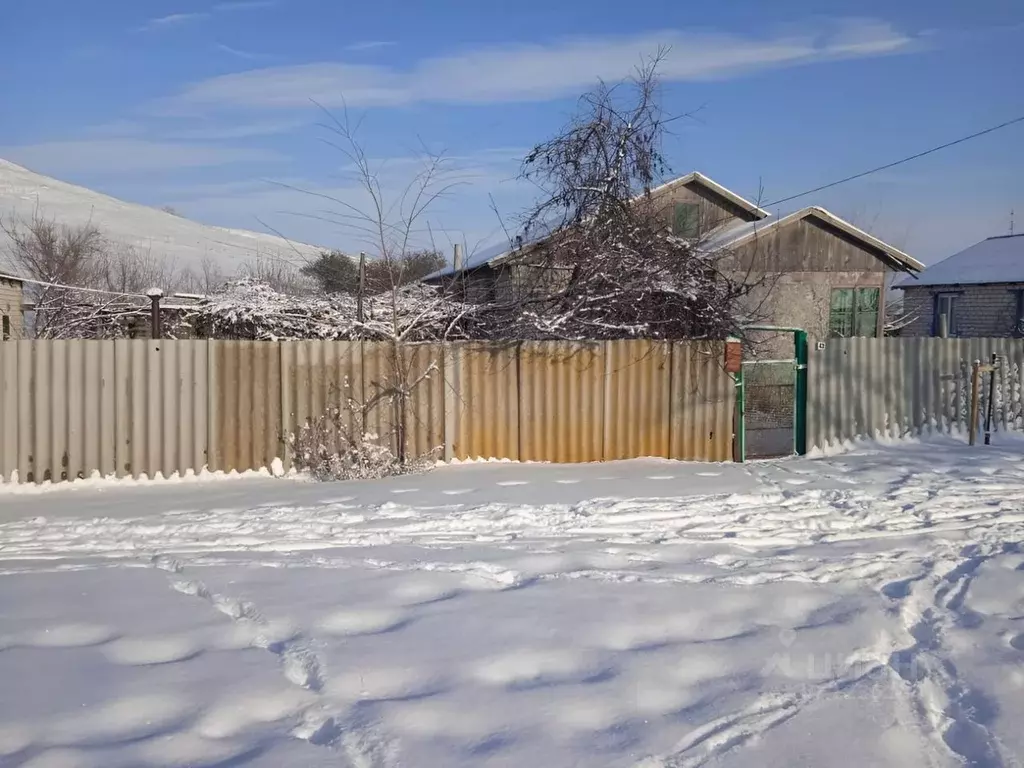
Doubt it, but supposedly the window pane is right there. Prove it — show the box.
[828,289,854,337]
[855,310,879,337]
[856,288,879,311]
[673,203,699,237]
[830,288,854,311]
[935,294,958,336]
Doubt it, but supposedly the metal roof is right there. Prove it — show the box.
[895,234,1024,289]
[424,171,767,281]
[705,206,924,273]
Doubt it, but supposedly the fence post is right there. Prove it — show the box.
[147,288,163,340]
[794,330,808,455]
[969,360,982,446]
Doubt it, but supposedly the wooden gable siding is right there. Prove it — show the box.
[727,217,889,274]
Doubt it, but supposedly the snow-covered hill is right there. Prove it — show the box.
[0,158,327,277]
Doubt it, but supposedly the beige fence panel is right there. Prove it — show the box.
[210,340,281,473]
[448,342,520,461]
[402,343,446,461]
[1,337,740,483]
[604,340,671,460]
[669,342,734,462]
[0,340,208,482]
[360,342,399,455]
[518,341,605,462]
[279,341,362,469]
[809,337,1024,450]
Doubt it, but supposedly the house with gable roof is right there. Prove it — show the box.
[427,171,923,345]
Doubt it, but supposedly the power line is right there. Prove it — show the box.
[0,271,148,300]
[764,114,1024,209]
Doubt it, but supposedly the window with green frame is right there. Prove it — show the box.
[828,287,880,338]
[672,202,700,238]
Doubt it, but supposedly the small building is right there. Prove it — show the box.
[0,274,25,340]
[428,172,923,346]
[895,234,1024,338]
[707,205,923,346]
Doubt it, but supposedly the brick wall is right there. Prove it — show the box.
[900,284,1023,338]
[0,278,24,339]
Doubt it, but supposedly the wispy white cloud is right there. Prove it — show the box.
[0,140,284,175]
[345,41,397,52]
[215,43,266,60]
[169,119,307,140]
[158,18,919,112]
[138,1,273,32]
[138,12,210,31]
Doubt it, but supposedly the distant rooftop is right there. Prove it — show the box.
[895,234,1024,289]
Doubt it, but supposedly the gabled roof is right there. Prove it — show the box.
[424,171,766,281]
[894,234,1024,289]
[705,206,924,273]
[648,171,770,222]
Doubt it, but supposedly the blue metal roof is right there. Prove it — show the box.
[895,234,1024,289]
[423,238,512,281]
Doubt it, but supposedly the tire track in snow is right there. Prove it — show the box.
[152,555,397,766]
[883,545,1014,767]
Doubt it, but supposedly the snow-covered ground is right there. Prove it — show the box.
[2,437,1024,767]
[0,158,326,277]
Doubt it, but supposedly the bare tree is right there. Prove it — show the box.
[288,105,469,467]
[100,243,183,295]
[2,212,106,286]
[469,53,761,340]
[1,213,118,337]
[178,255,226,295]
[238,252,310,295]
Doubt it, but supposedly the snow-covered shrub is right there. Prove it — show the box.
[288,406,401,481]
[287,400,435,481]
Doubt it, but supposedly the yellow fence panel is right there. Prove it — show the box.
[0,337,737,483]
[669,342,734,462]
[450,342,520,461]
[279,340,362,470]
[519,341,605,462]
[210,340,281,473]
[402,343,446,461]
[604,340,672,460]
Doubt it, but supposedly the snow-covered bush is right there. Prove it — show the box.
[287,396,435,481]
[288,407,402,481]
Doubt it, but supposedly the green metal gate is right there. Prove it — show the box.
[734,327,808,461]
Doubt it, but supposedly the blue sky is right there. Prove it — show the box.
[2,0,1023,265]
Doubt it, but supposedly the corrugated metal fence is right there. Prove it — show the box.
[809,337,1024,450]
[0,339,734,482]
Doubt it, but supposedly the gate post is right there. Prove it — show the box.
[724,337,745,463]
[794,330,808,455]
